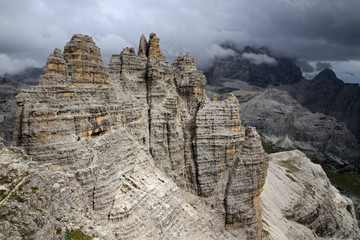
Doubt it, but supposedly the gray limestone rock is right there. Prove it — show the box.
[5,33,269,239]
[261,150,359,239]
[138,34,148,56]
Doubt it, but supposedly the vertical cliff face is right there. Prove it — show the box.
[11,33,269,239]
[14,35,122,164]
[225,127,269,238]
[195,94,244,197]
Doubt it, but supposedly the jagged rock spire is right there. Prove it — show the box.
[138,34,148,56]
[147,33,166,60]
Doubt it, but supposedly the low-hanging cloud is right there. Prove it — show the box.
[0,0,359,81]
[0,54,42,76]
[242,52,277,65]
[315,62,333,71]
[296,59,314,73]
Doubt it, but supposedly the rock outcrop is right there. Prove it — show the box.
[0,138,237,239]
[206,45,302,87]
[301,68,360,144]
[261,150,359,239]
[5,33,269,239]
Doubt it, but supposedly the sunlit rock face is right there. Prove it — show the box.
[10,33,270,239]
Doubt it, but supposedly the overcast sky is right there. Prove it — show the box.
[1,0,360,83]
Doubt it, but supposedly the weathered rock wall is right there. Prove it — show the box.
[11,33,269,239]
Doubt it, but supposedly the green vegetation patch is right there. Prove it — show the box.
[262,229,270,238]
[285,173,297,183]
[65,229,93,240]
[0,189,7,200]
[279,159,300,173]
[303,182,315,198]
[326,172,360,198]
[261,139,289,154]
[0,174,13,185]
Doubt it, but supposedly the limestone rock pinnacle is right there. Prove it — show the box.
[147,33,166,60]
[138,34,148,56]
[39,34,109,86]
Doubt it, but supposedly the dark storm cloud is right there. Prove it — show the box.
[1,0,360,76]
[315,62,333,71]
[296,59,314,73]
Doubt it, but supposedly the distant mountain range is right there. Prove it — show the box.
[0,67,43,145]
[205,46,360,223]
[206,44,302,87]
[4,66,43,85]
[300,68,360,144]
[206,45,360,171]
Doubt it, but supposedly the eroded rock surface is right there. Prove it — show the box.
[0,139,237,240]
[3,33,270,239]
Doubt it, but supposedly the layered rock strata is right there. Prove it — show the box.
[0,139,238,239]
[10,33,269,239]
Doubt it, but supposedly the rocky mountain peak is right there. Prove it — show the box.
[40,34,109,86]
[313,68,343,84]
[64,34,104,64]
[3,33,357,239]
[206,44,302,87]
[243,45,271,55]
[301,67,360,145]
